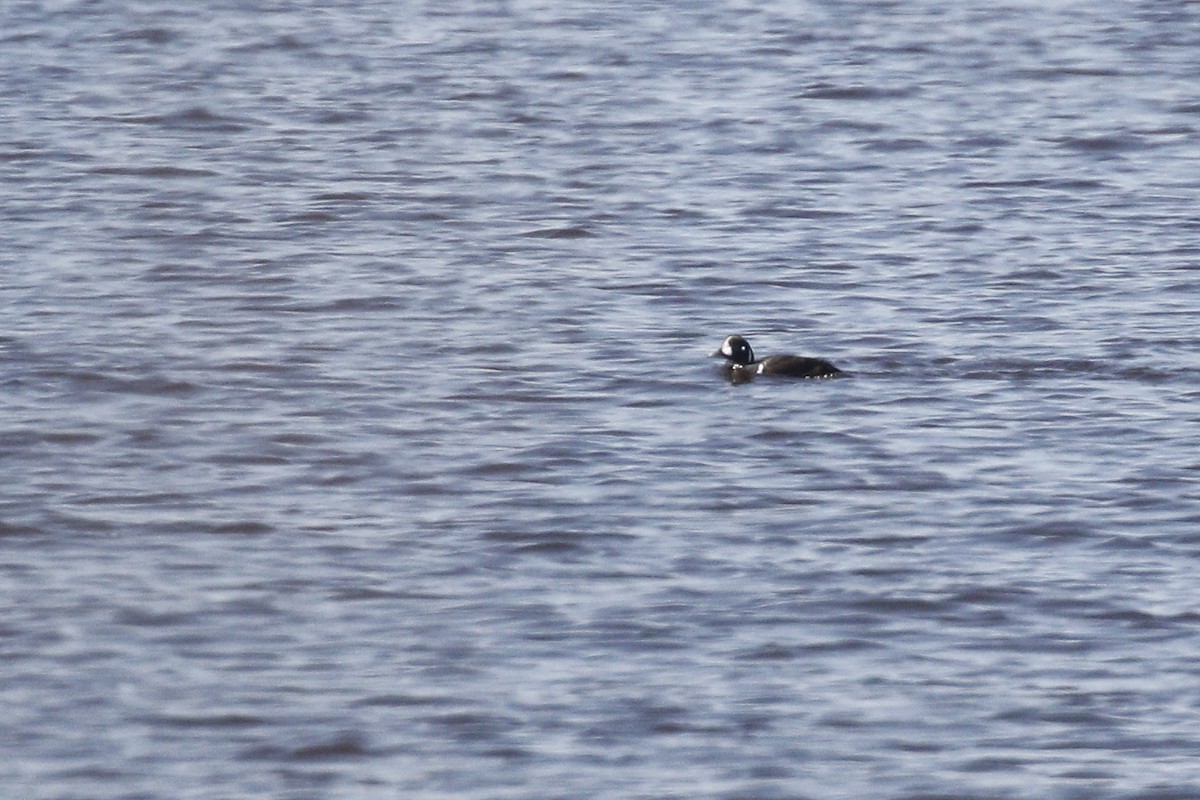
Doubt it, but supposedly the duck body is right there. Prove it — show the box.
[714,334,842,382]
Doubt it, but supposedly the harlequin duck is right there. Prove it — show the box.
[714,334,842,382]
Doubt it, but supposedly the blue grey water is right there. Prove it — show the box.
[3,1,1200,798]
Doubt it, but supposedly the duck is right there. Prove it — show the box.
[713,334,842,382]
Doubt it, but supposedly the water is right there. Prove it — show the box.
[3,1,1200,798]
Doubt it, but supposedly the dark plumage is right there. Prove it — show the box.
[713,334,842,382]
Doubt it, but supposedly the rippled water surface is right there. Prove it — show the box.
[4,1,1200,798]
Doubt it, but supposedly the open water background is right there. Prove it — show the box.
[4,1,1200,798]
